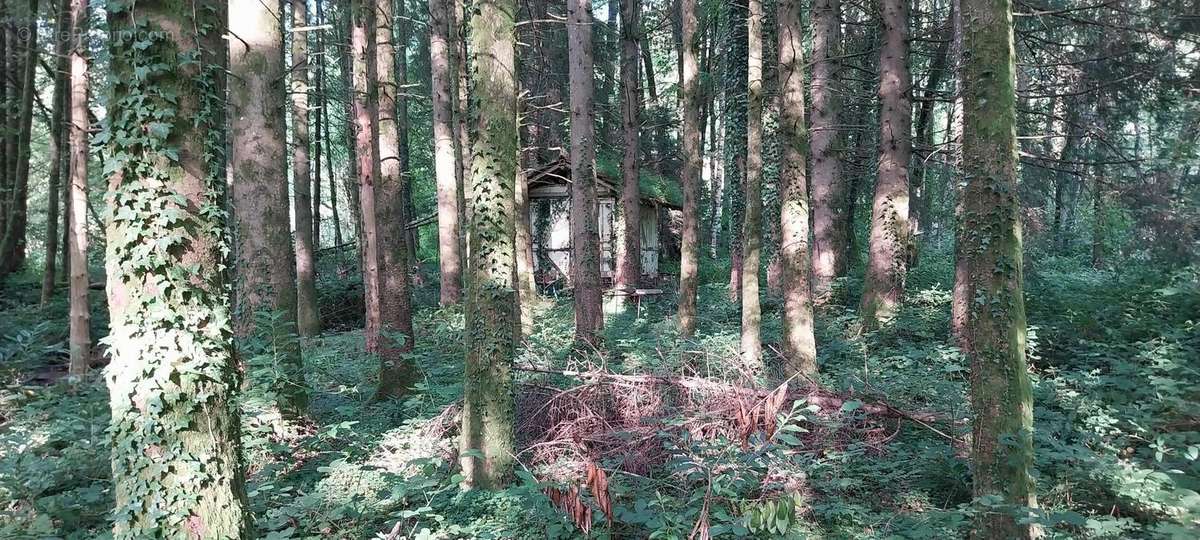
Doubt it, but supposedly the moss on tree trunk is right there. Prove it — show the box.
[460,0,519,489]
[958,0,1040,535]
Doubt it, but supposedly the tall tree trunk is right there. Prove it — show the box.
[395,0,418,262]
[614,0,642,299]
[317,0,342,249]
[910,15,952,265]
[515,131,536,337]
[40,0,71,305]
[0,0,37,275]
[375,0,417,399]
[103,2,252,536]
[338,14,363,250]
[959,0,1039,535]
[0,1,8,248]
[778,0,816,376]
[454,0,472,230]
[292,0,322,337]
[724,2,747,300]
[66,0,89,378]
[312,17,323,251]
[950,0,969,347]
[350,0,383,359]
[810,0,847,292]
[677,0,702,337]
[231,0,308,417]
[860,0,911,329]
[568,0,603,345]
[739,0,764,373]
[430,0,463,304]
[459,0,518,489]
[1091,170,1105,269]
[706,99,725,259]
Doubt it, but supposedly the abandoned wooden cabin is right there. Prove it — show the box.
[527,157,681,288]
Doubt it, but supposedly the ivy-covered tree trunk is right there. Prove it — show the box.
[65,0,89,378]
[0,0,37,275]
[349,0,383,360]
[810,0,847,292]
[40,0,71,305]
[374,0,417,399]
[739,0,765,373]
[615,0,642,299]
[958,0,1039,535]
[677,0,701,336]
[102,1,251,536]
[460,0,518,489]
[777,0,816,376]
[430,0,464,305]
[860,0,911,328]
[568,0,603,345]
[230,0,307,417]
[291,0,321,338]
[723,2,747,300]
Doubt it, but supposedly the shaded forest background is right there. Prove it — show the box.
[0,0,1197,538]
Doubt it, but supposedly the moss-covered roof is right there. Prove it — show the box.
[595,152,683,208]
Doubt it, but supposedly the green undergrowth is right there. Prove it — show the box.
[0,253,1197,538]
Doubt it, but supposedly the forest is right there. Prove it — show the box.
[0,0,1197,537]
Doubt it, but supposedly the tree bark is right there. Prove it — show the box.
[724,3,747,300]
[777,0,816,376]
[338,14,363,251]
[40,0,71,305]
[677,0,702,337]
[568,0,603,345]
[375,0,417,399]
[515,134,536,337]
[430,0,463,304]
[230,0,307,417]
[349,0,383,362]
[395,0,418,262]
[860,0,912,329]
[739,0,765,373]
[706,92,724,259]
[103,2,252,536]
[65,0,89,378]
[810,0,847,292]
[959,0,1039,535]
[292,0,321,337]
[910,15,952,266]
[0,0,37,275]
[454,0,472,231]
[460,0,519,489]
[312,12,323,250]
[614,0,642,299]
[0,1,8,249]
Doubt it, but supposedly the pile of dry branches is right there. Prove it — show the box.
[510,369,944,476]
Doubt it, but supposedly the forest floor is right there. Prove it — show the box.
[1,251,1197,539]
